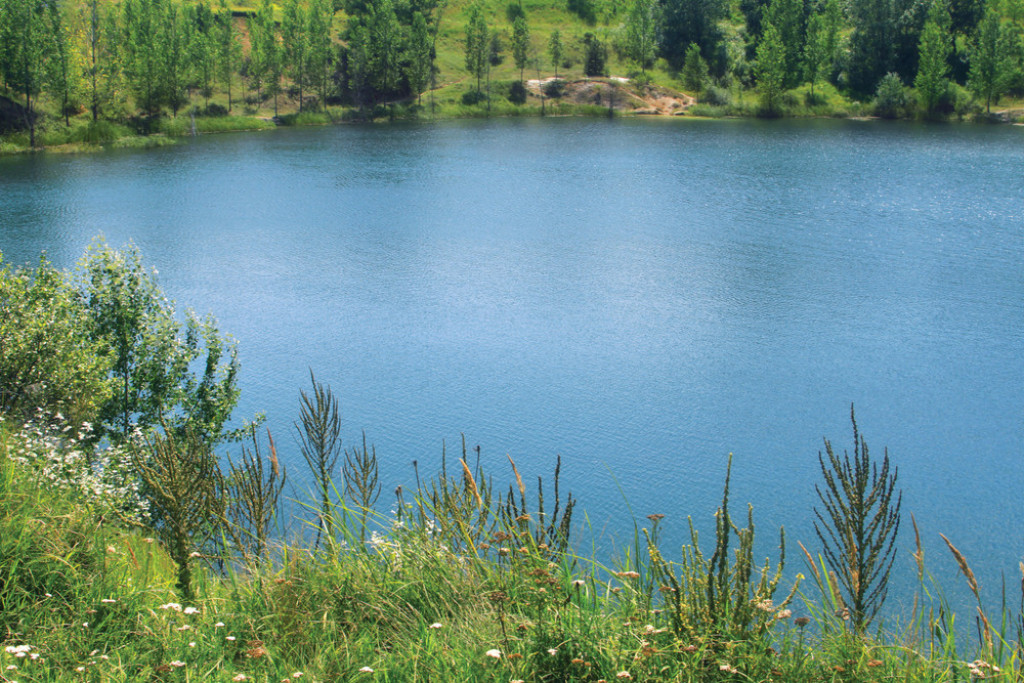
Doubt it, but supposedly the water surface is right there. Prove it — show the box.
[2,117,1022,617]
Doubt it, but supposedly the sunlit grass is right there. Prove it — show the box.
[1,415,1021,682]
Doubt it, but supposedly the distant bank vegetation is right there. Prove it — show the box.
[2,0,1024,152]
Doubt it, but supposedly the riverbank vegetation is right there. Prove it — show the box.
[3,0,1024,153]
[2,242,1023,680]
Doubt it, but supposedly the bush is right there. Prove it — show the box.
[873,72,907,118]
[583,33,606,77]
[203,103,229,117]
[702,84,731,106]
[543,79,566,98]
[0,256,111,426]
[508,80,528,104]
[461,90,487,106]
[505,1,525,22]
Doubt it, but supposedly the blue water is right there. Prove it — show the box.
[2,117,1022,620]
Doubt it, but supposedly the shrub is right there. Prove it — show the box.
[702,84,732,106]
[0,256,111,426]
[508,80,528,104]
[873,72,907,118]
[461,90,487,106]
[543,79,566,98]
[203,103,229,117]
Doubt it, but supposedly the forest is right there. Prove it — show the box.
[0,0,1022,145]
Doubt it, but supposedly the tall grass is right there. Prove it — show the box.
[1,413,1022,682]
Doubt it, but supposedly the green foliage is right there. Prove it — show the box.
[647,455,797,642]
[968,8,1016,112]
[0,255,112,426]
[132,426,224,600]
[342,431,381,541]
[511,15,530,80]
[543,77,566,97]
[296,371,343,547]
[915,0,953,116]
[682,42,709,91]
[756,20,787,114]
[873,71,908,117]
[225,428,286,563]
[813,406,901,632]
[624,0,657,74]
[583,31,607,77]
[548,29,564,77]
[508,78,528,102]
[79,239,240,444]
[464,3,489,92]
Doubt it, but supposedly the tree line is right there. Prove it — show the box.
[2,0,1023,140]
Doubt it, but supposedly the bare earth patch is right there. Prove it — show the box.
[526,77,695,115]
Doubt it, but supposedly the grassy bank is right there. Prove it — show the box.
[2,415,1021,683]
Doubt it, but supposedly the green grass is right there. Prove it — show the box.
[2,418,1021,683]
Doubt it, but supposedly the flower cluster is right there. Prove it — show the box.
[8,410,150,523]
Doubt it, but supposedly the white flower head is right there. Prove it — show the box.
[485,649,501,659]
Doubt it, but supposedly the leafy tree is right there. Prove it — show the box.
[873,70,907,116]
[281,0,311,110]
[0,0,52,146]
[915,0,952,116]
[756,20,787,113]
[406,11,432,104]
[488,29,503,66]
[803,11,829,96]
[968,7,1015,111]
[763,0,805,88]
[366,0,402,102]
[78,240,240,444]
[848,0,896,96]
[548,28,563,77]
[45,0,84,126]
[681,41,708,90]
[215,0,241,111]
[625,0,657,74]
[247,0,278,108]
[187,1,217,108]
[122,0,163,115]
[0,254,112,426]
[583,31,606,76]
[464,3,488,93]
[307,0,334,109]
[658,0,726,73]
[511,14,530,82]
[157,0,191,116]
[813,407,901,633]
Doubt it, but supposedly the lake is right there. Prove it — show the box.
[1,116,1022,619]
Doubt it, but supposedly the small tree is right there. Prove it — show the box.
[873,71,907,117]
[79,239,240,444]
[914,0,952,117]
[681,42,709,91]
[511,15,530,83]
[813,406,901,633]
[624,0,657,74]
[968,8,1014,113]
[583,32,606,77]
[548,28,563,77]
[756,21,786,114]
[133,427,225,601]
[464,3,489,93]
